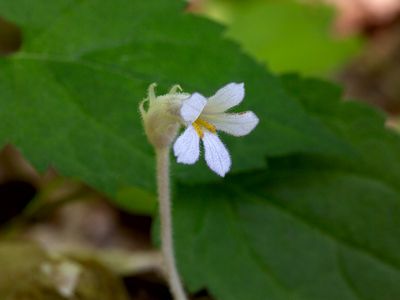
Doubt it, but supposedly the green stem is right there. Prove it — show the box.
[156,147,187,300]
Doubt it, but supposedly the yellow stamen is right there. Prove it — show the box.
[194,118,217,135]
[192,122,204,138]
[192,118,217,138]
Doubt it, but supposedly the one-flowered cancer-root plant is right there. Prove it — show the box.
[139,82,259,300]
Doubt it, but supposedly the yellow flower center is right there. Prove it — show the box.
[193,118,216,138]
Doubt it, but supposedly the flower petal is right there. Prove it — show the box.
[173,126,200,164]
[203,82,245,114]
[203,111,259,137]
[202,131,231,177]
[180,93,207,123]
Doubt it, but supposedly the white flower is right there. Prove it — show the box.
[173,82,259,177]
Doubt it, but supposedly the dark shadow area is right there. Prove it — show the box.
[123,272,172,300]
[0,180,37,226]
[0,17,22,56]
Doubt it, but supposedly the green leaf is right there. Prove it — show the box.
[0,0,351,195]
[174,161,400,300]
[280,74,400,188]
[173,77,400,300]
[220,0,361,76]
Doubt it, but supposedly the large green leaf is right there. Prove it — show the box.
[280,74,400,188]
[0,0,350,195]
[174,160,400,300]
[173,77,400,300]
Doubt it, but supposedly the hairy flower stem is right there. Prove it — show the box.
[156,147,187,300]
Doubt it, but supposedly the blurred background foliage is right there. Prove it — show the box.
[1,0,400,299]
[191,0,361,76]
[190,0,400,116]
